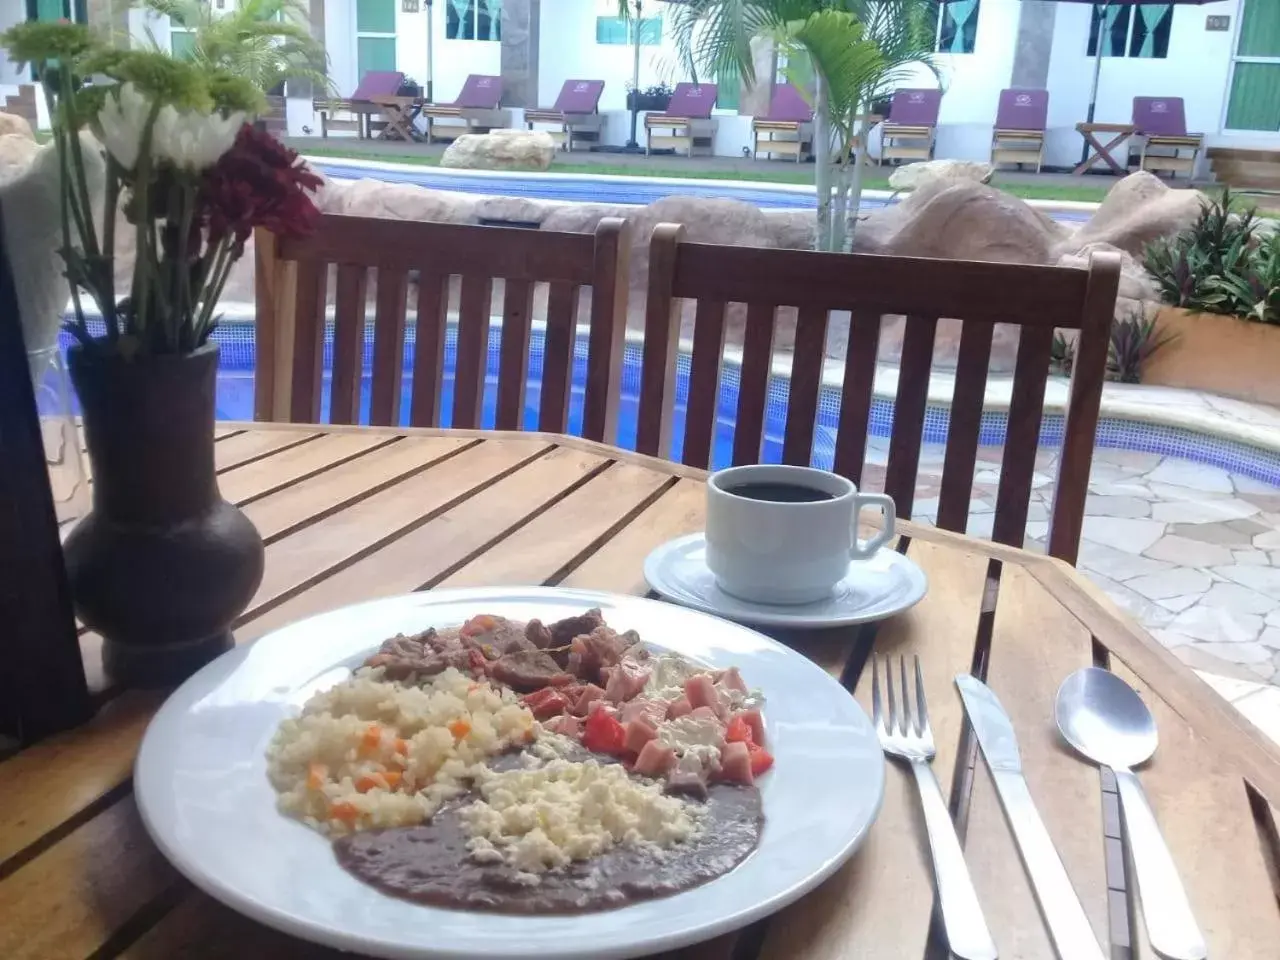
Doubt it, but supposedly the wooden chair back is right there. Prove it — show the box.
[640,226,1121,563]
[254,215,630,441]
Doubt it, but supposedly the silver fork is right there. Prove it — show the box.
[874,655,998,960]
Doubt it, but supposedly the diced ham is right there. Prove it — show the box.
[521,687,571,720]
[621,698,667,727]
[736,708,766,748]
[542,714,583,738]
[633,740,677,778]
[717,667,749,695]
[666,768,709,801]
[623,716,659,754]
[666,697,693,720]
[604,658,652,703]
[573,684,606,716]
[685,674,726,718]
[718,740,754,785]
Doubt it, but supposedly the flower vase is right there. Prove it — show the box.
[63,342,265,687]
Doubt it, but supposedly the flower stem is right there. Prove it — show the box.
[40,71,87,341]
[132,99,164,347]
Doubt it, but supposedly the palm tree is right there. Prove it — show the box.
[140,0,330,95]
[669,0,937,251]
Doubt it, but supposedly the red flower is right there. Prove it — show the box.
[197,124,322,253]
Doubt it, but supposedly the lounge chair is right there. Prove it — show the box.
[1133,97,1202,179]
[879,88,942,165]
[524,80,606,152]
[990,88,1049,173]
[422,75,511,143]
[751,84,814,163]
[314,71,405,139]
[644,83,718,157]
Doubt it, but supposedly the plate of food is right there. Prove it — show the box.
[134,587,885,960]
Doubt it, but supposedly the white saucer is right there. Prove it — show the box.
[643,533,928,629]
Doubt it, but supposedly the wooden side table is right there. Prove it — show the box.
[1074,122,1136,176]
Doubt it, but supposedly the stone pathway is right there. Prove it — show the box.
[878,443,1280,688]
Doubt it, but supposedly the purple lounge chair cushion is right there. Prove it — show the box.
[766,83,813,123]
[454,75,504,110]
[658,82,719,119]
[553,80,605,114]
[1133,97,1188,137]
[995,89,1048,131]
[888,88,942,126]
[353,71,405,100]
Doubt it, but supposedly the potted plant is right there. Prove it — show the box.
[2,22,323,685]
[626,82,673,112]
[1142,190,1280,404]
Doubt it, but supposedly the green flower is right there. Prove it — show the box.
[207,72,265,118]
[0,21,96,66]
[107,50,211,113]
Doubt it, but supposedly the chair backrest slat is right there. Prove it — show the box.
[370,267,409,426]
[452,274,493,430]
[992,325,1054,548]
[645,228,1122,564]
[258,215,630,441]
[936,319,995,533]
[732,303,777,466]
[832,311,882,485]
[781,306,829,467]
[290,259,328,424]
[538,282,581,434]
[683,299,727,470]
[583,221,629,443]
[409,270,450,428]
[330,264,368,425]
[637,224,684,458]
[495,279,535,431]
[883,316,938,515]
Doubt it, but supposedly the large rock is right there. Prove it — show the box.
[328,178,478,222]
[888,159,993,191]
[441,130,556,172]
[0,111,34,140]
[0,133,38,180]
[1066,171,1204,259]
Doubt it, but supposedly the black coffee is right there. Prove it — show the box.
[724,482,835,503]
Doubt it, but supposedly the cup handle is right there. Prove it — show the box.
[851,493,896,560]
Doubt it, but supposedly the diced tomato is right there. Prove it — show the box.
[522,687,571,720]
[746,741,774,777]
[740,709,766,749]
[582,704,627,755]
[725,715,754,745]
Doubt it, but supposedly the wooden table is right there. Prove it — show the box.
[5,425,1280,960]
[368,96,425,142]
[1073,122,1136,176]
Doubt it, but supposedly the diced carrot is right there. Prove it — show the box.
[449,718,471,739]
[361,724,383,753]
[306,763,327,790]
[330,801,360,824]
[382,770,402,789]
[393,737,409,756]
[355,774,379,793]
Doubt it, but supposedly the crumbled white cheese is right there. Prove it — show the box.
[642,653,702,701]
[459,759,700,876]
[657,715,725,773]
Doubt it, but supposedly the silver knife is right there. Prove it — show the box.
[956,675,1106,960]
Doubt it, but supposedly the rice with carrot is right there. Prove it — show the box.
[266,667,536,835]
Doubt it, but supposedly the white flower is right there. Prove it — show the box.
[96,82,245,173]
[151,103,245,172]
[95,81,151,171]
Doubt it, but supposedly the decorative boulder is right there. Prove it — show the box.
[0,111,34,141]
[441,130,556,172]
[888,159,993,191]
[1067,171,1205,259]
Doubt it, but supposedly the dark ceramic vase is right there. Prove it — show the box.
[63,342,264,687]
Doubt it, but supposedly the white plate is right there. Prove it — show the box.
[645,534,929,629]
[134,587,885,960]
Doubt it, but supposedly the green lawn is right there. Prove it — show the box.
[298,144,1116,204]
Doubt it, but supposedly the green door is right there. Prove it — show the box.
[1226,0,1280,132]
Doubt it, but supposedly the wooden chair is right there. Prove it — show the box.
[645,83,719,158]
[879,88,942,166]
[253,216,630,443]
[1133,97,1203,180]
[313,97,368,139]
[639,226,1122,563]
[990,88,1048,173]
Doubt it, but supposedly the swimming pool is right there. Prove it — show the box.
[93,319,1280,486]
[308,159,1097,225]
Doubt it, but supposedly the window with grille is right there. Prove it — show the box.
[1087,3,1172,59]
[932,0,980,55]
[357,0,397,78]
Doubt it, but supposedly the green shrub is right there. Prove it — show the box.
[1108,312,1175,384]
[1144,189,1280,324]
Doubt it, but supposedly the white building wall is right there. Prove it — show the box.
[0,0,28,85]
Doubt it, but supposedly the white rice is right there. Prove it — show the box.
[266,667,535,835]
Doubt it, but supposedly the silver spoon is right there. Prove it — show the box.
[1054,667,1206,960]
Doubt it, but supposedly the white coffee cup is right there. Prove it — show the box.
[704,464,896,605]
